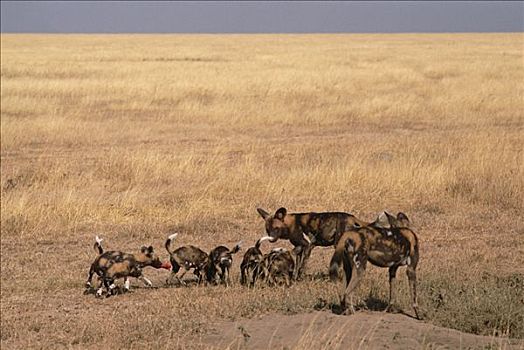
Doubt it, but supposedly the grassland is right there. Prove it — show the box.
[1,33,523,349]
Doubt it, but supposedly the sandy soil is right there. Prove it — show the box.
[198,311,523,350]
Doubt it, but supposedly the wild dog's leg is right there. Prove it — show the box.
[223,266,231,287]
[301,243,315,276]
[251,265,262,287]
[407,265,420,319]
[103,278,116,297]
[96,278,107,297]
[341,255,366,315]
[386,265,399,312]
[138,275,153,287]
[284,271,292,287]
[124,277,131,292]
[178,269,188,283]
[240,265,248,285]
[167,262,181,286]
[250,267,257,287]
[85,265,95,289]
[292,239,309,280]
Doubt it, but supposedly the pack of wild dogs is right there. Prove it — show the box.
[85,207,420,318]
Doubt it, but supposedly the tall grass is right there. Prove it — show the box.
[1,34,523,348]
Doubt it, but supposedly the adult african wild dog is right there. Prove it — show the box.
[240,236,272,287]
[165,233,210,285]
[264,247,295,287]
[85,236,170,297]
[329,212,420,319]
[257,207,366,279]
[207,242,242,286]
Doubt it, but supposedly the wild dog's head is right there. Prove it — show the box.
[136,245,170,270]
[256,207,290,240]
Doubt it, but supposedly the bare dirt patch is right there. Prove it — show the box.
[200,311,523,350]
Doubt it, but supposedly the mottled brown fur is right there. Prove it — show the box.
[257,207,367,279]
[240,237,273,287]
[207,243,241,286]
[85,237,165,297]
[165,233,210,285]
[329,212,420,318]
[264,248,295,287]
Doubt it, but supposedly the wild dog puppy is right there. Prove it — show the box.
[165,233,210,286]
[207,242,242,286]
[85,236,170,297]
[240,236,272,287]
[264,247,295,287]
[329,212,420,319]
[257,207,366,279]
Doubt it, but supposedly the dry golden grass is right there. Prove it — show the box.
[1,33,523,349]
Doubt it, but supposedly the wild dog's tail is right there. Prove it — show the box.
[329,234,351,281]
[231,241,243,254]
[255,235,274,249]
[165,233,178,255]
[93,235,104,255]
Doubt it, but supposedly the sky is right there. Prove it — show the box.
[1,1,523,33]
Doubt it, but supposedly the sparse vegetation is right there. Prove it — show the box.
[1,33,523,349]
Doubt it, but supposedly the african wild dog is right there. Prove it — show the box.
[264,247,295,287]
[257,207,367,279]
[85,236,170,297]
[207,242,242,286]
[329,212,420,319]
[240,236,272,287]
[165,233,210,285]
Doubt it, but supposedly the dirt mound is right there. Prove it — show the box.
[199,311,521,349]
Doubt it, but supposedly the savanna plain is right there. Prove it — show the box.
[1,34,523,349]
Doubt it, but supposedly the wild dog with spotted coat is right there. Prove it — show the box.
[257,207,367,279]
[207,242,242,286]
[240,236,273,287]
[329,212,420,319]
[264,247,295,287]
[165,233,210,285]
[85,236,170,297]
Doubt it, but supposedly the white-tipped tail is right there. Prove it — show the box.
[93,235,104,255]
[165,233,179,255]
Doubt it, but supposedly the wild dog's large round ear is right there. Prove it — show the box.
[148,245,154,253]
[385,211,398,226]
[376,211,389,227]
[257,208,270,219]
[275,207,287,220]
[397,212,409,222]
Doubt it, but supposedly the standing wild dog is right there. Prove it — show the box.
[207,242,242,286]
[264,247,295,287]
[85,236,170,297]
[240,236,272,287]
[329,212,420,319]
[257,207,366,279]
[165,233,210,285]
